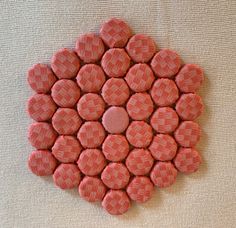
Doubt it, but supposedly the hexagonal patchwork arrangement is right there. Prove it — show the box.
[27,18,204,215]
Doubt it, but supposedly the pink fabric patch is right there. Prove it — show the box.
[100,18,132,48]
[77,122,105,148]
[77,93,105,121]
[52,136,82,163]
[79,176,106,202]
[126,93,154,120]
[102,190,131,215]
[101,163,130,189]
[126,121,153,148]
[126,34,157,63]
[27,63,56,93]
[176,93,204,120]
[101,48,130,77]
[102,78,130,106]
[151,49,181,78]
[102,135,129,162]
[52,108,81,135]
[51,79,80,108]
[151,78,179,106]
[127,176,154,203]
[102,107,129,134]
[150,162,177,188]
[77,149,106,176]
[149,134,177,161]
[27,17,205,215]
[53,164,81,189]
[174,148,202,174]
[126,149,154,175]
[28,122,57,149]
[27,94,57,121]
[77,64,105,93]
[51,48,80,79]
[28,150,57,176]
[125,63,155,92]
[76,33,105,63]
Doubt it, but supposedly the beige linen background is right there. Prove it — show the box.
[0,0,236,227]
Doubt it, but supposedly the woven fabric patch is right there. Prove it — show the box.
[27,17,204,215]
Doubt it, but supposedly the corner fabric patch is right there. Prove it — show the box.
[27,18,204,215]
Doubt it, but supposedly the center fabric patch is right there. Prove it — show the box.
[27,18,204,215]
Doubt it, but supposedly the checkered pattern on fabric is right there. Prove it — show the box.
[51,79,80,107]
[101,163,130,189]
[53,164,81,189]
[27,63,56,93]
[102,190,130,215]
[126,34,157,63]
[101,78,129,105]
[174,148,202,174]
[150,162,177,188]
[77,64,105,92]
[149,134,177,161]
[28,122,57,149]
[52,136,82,163]
[102,135,129,162]
[175,64,204,93]
[51,48,80,79]
[126,149,154,175]
[125,63,155,92]
[52,108,82,135]
[27,94,56,121]
[77,149,106,176]
[151,78,179,106]
[78,176,106,202]
[77,121,105,148]
[101,48,130,77]
[28,150,57,176]
[126,176,154,203]
[100,18,132,48]
[126,121,153,148]
[176,93,204,120]
[151,49,181,78]
[77,93,105,120]
[174,121,201,147]
[76,33,105,63]
[126,93,154,120]
[151,107,179,134]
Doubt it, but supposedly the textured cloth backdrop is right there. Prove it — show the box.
[0,0,236,227]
